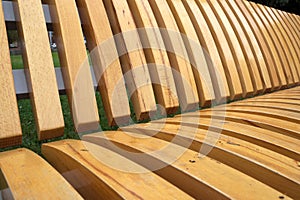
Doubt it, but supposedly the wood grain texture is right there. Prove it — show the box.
[283,12,300,47]
[257,4,298,84]
[219,0,267,94]
[0,149,82,199]
[42,139,192,199]
[234,0,282,90]
[148,0,200,111]
[208,0,254,98]
[85,131,295,199]
[13,0,64,140]
[0,3,22,148]
[103,0,157,120]
[45,0,100,132]
[197,0,243,100]
[127,0,180,114]
[166,0,215,107]
[248,2,291,87]
[183,0,230,103]
[76,0,131,126]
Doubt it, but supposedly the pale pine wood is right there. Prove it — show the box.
[257,4,299,84]
[166,0,215,107]
[85,132,295,199]
[42,140,192,199]
[219,0,265,94]
[197,0,244,100]
[127,0,180,114]
[282,12,300,47]
[148,0,200,111]
[0,149,82,199]
[183,0,230,103]
[103,0,157,120]
[14,0,64,140]
[45,0,100,133]
[208,0,254,97]
[0,4,22,148]
[233,0,281,90]
[288,13,300,39]
[271,8,300,81]
[76,0,131,126]
[235,101,300,113]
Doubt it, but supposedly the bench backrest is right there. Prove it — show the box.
[0,0,299,148]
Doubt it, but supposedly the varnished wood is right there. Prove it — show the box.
[148,0,200,111]
[127,0,180,113]
[85,131,297,199]
[0,3,22,148]
[183,0,230,103]
[282,12,300,47]
[208,0,254,97]
[45,0,99,133]
[0,149,82,199]
[13,0,64,140]
[42,140,192,199]
[103,0,157,120]
[197,0,243,100]
[166,0,215,107]
[219,0,266,94]
[76,0,131,126]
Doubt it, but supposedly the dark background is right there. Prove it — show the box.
[250,0,300,15]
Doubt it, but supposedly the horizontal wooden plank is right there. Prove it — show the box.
[0,148,82,199]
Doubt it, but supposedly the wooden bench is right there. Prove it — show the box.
[1,0,299,199]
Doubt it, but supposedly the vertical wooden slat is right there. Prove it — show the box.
[257,4,298,85]
[103,0,157,120]
[183,0,230,103]
[0,3,22,148]
[166,0,215,107]
[148,0,200,111]
[237,0,286,88]
[196,0,243,100]
[45,0,99,132]
[208,0,254,97]
[218,0,265,94]
[76,0,131,126]
[13,0,64,140]
[248,2,291,87]
[127,0,180,114]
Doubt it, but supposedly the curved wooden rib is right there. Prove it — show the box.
[239,100,300,112]
[148,0,200,111]
[166,0,215,107]
[76,0,131,126]
[42,140,192,199]
[0,3,22,148]
[208,0,254,97]
[14,0,64,140]
[0,149,82,199]
[102,0,157,120]
[84,131,297,199]
[183,0,230,103]
[196,0,243,100]
[127,0,180,114]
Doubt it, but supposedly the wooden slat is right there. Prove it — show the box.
[0,149,82,199]
[196,0,244,100]
[219,0,266,94]
[208,0,254,97]
[235,0,283,89]
[76,0,131,126]
[0,3,22,148]
[42,140,192,199]
[289,13,300,39]
[235,101,300,113]
[103,0,157,120]
[282,12,300,47]
[257,4,299,84]
[45,0,99,132]
[271,8,300,81]
[127,0,180,113]
[166,0,215,107]
[183,0,230,103]
[13,0,64,140]
[148,0,200,111]
[84,132,296,199]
